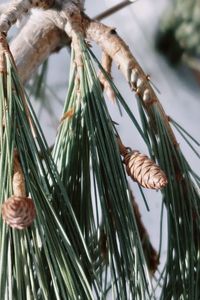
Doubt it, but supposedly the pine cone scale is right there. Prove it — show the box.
[2,196,36,229]
[124,151,168,189]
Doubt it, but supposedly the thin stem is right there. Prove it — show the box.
[94,0,136,21]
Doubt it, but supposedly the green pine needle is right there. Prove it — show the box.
[53,40,153,299]
[0,43,97,300]
[136,100,200,299]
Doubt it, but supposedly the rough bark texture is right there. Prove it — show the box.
[84,17,178,146]
[98,51,116,102]
[10,9,68,82]
[1,1,179,159]
[0,0,55,33]
[1,0,84,82]
[1,1,178,152]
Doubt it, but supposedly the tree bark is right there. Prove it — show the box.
[0,0,85,82]
[10,10,68,82]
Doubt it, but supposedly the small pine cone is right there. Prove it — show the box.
[1,196,36,229]
[124,150,168,190]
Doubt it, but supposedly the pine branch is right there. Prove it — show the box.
[83,16,200,298]
[1,2,200,298]
[0,32,96,300]
[0,0,55,33]
[52,40,153,298]
[10,9,67,82]
[98,51,116,102]
[4,1,83,82]
[84,16,177,144]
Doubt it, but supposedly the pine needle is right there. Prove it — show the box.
[53,40,153,299]
[0,35,96,300]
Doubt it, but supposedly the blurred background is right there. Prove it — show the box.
[4,0,200,284]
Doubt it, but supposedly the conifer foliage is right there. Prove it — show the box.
[0,1,200,299]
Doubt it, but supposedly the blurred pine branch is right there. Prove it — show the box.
[156,0,200,72]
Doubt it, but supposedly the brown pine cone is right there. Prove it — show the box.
[1,196,36,229]
[124,150,168,190]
